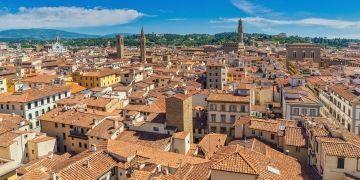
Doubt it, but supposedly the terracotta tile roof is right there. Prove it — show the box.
[127,170,151,180]
[122,99,166,113]
[211,151,258,175]
[17,153,72,175]
[29,136,55,143]
[328,84,360,103]
[39,108,107,128]
[115,130,171,150]
[0,85,70,103]
[284,127,306,147]
[173,131,189,140]
[86,119,123,139]
[51,150,119,180]
[81,68,116,77]
[104,140,209,168]
[22,74,59,84]
[0,131,21,147]
[211,139,310,180]
[0,113,27,130]
[67,83,86,94]
[198,133,227,158]
[321,141,360,158]
[207,93,250,103]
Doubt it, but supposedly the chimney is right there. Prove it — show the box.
[93,118,98,125]
[113,119,119,128]
[90,144,97,152]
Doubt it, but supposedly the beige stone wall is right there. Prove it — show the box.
[166,97,193,141]
[284,145,307,164]
[40,120,89,153]
[323,155,360,180]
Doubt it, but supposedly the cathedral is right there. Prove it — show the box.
[48,35,67,54]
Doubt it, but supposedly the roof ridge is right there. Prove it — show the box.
[237,149,258,175]
[56,150,103,174]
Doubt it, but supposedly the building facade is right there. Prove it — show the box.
[206,62,228,90]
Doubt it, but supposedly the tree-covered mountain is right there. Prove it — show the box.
[0,29,359,49]
[0,29,99,39]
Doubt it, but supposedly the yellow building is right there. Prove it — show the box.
[72,69,120,89]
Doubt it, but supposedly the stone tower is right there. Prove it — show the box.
[140,27,146,62]
[166,94,193,142]
[115,34,125,59]
[238,19,244,44]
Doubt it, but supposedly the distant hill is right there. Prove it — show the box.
[0,29,99,40]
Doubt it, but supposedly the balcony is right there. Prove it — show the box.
[69,130,88,140]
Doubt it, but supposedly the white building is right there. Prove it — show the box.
[0,85,71,130]
[48,35,67,54]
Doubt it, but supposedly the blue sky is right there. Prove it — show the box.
[1,0,360,38]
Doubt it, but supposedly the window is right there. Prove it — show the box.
[55,123,58,128]
[153,127,159,131]
[259,131,263,136]
[310,109,316,116]
[63,133,66,140]
[41,99,44,105]
[111,168,116,176]
[220,114,226,123]
[34,101,38,107]
[12,105,15,110]
[240,105,246,112]
[292,108,299,115]
[292,51,297,58]
[302,108,308,115]
[28,113,33,119]
[79,142,82,148]
[252,130,255,134]
[337,158,345,169]
[47,97,50,103]
[271,134,275,140]
[220,127,227,134]
[310,51,315,58]
[230,115,236,123]
[6,104,9,109]
[0,104,3,109]
[229,105,237,112]
[296,147,301,153]
[35,111,39,117]
[302,51,306,58]
[62,124,65,128]
[221,105,225,111]
[210,114,216,122]
[210,104,217,111]
[27,103,31,109]
[210,126,217,133]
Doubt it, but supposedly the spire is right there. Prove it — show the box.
[56,34,61,43]
[141,26,145,38]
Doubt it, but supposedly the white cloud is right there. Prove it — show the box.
[167,18,187,21]
[210,17,360,29]
[231,0,281,16]
[0,6,143,29]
